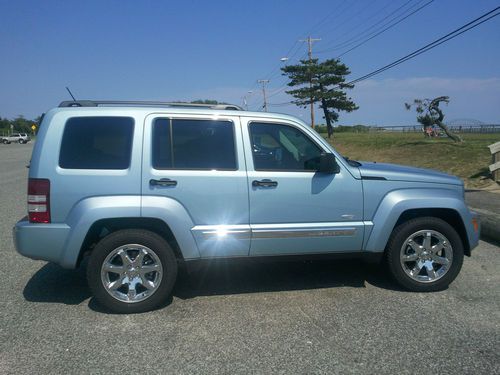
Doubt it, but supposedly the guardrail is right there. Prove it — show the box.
[489,141,500,182]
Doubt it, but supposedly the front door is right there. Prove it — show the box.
[242,118,364,256]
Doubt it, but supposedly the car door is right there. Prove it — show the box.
[242,118,364,256]
[142,113,250,257]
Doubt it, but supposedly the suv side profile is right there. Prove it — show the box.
[14,101,480,313]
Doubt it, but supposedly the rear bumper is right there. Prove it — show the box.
[13,218,71,265]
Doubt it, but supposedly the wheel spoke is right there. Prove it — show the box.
[107,278,124,291]
[411,262,422,276]
[407,239,422,254]
[402,253,419,263]
[127,284,137,300]
[423,232,432,250]
[133,249,147,266]
[140,263,160,274]
[425,263,437,279]
[432,255,450,266]
[141,277,155,290]
[103,264,125,275]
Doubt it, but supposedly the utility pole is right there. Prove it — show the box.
[257,79,269,112]
[299,36,321,128]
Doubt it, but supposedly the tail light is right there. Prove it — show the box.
[28,178,50,223]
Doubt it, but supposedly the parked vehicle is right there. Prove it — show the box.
[1,133,31,144]
[14,100,480,313]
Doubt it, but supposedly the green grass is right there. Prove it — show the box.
[322,132,500,189]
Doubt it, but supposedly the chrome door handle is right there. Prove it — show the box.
[252,179,278,188]
[150,178,177,187]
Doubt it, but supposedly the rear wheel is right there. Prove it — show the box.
[87,229,178,313]
[386,217,464,292]
[3,139,9,144]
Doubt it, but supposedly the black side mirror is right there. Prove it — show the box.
[319,153,340,174]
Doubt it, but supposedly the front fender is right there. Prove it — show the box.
[364,188,474,252]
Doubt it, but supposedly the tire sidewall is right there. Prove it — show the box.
[387,217,464,291]
[87,229,178,313]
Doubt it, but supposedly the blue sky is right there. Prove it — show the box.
[0,0,499,125]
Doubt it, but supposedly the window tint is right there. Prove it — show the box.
[152,119,236,170]
[59,117,134,169]
[250,122,322,171]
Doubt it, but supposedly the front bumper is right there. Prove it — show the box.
[13,218,70,264]
[467,210,480,253]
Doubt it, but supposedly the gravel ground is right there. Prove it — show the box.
[0,142,499,374]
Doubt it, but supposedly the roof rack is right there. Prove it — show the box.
[58,100,243,111]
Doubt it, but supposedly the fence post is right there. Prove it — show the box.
[489,141,500,182]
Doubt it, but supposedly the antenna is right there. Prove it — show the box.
[65,87,77,101]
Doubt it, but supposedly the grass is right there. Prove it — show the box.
[322,131,500,189]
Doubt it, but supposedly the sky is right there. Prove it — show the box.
[0,0,499,125]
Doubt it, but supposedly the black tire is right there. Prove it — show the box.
[87,229,178,313]
[18,139,24,144]
[386,217,464,292]
[3,139,9,144]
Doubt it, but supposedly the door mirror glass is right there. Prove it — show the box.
[319,153,340,174]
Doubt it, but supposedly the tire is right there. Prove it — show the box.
[3,139,9,144]
[18,139,24,144]
[386,217,464,292]
[87,229,178,313]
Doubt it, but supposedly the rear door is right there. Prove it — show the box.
[142,113,250,257]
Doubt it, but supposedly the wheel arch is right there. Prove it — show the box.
[77,217,184,267]
[364,189,473,256]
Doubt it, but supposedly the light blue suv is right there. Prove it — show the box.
[14,101,480,313]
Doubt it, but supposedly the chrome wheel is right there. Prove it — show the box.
[400,230,453,283]
[100,244,163,303]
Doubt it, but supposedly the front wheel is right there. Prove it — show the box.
[87,229,178,313]
[386,217,464,292]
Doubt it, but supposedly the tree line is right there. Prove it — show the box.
[0,115,40,135]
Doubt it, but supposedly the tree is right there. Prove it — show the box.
[405,96,462,142]
[281,58,358,138]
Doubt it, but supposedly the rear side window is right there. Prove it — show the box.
[152,119,237,170]
[59,117,134,169]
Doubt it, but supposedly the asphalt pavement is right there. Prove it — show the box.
[0,142,499,374]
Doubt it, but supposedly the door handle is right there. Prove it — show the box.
[252,179,278,188]
[150,178,177,187]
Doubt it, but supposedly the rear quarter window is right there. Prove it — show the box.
[59,116,134,169]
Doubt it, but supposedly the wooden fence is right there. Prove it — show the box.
[489,141,500,182]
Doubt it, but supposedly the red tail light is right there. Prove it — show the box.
[28,178,50,223]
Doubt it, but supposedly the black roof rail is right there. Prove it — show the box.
[58,100,243,111]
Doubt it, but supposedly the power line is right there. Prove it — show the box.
[336,0,434,57]
[317,0,419,53]
[345,6,500,86]
[267,6,500,109]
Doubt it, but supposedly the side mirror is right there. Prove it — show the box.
[319,153,340,174]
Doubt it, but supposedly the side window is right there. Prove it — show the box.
[152,119,237,170]
[250,122,323,171]
[59,117,134,169]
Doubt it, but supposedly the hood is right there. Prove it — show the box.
[358,162,463,186]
